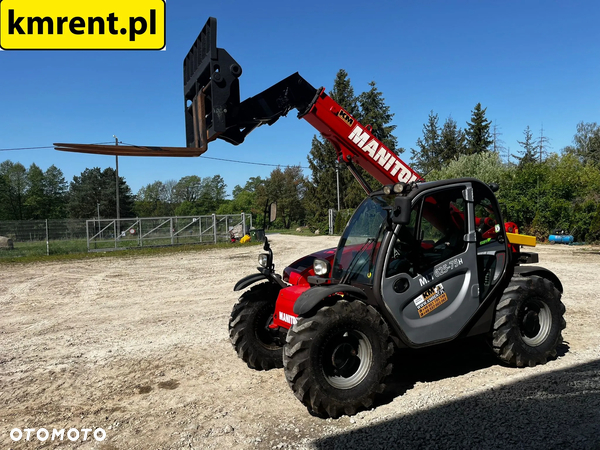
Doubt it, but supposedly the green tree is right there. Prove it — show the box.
[306,72,400,229]
[440,116,467,163]
[220,176,265,216]
[564,121,600,166]
[464,103,493,155]
[411,111,441,174]
[24,163,46,219]
[412,114,466,176]
[306,70,359,228]
[173,175,203,203]
[343,80,403,206]
[0,160,27,220]
[231,176,264,199]
[135,181,174,217]
[516,126,539,166]
[357,81,399,153]
[258,166,307,229]
[428,151,508,185]
[68,167,134,219]
[198,175,227,214]
[43,165,68,218]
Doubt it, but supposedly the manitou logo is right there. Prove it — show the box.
[278,312,297,325]
[347,125,418,183]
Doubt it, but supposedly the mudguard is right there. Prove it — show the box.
[514,266,563,293]
[233,271,286,292]
[293,284,367,316]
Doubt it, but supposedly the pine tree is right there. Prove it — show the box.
[305,72,401,228]
[411,111,441,174]
[537,124,551,163]
[357,81,399,154]
[464,103,493,154]
[440,116,467,163]
[516,126,538,166]
[306,70,359,228]
[492,122,507,156]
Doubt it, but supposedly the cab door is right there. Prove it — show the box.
[380,183,481,345]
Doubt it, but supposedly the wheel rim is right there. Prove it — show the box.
[519,299,552,346]
[322,330,373,389]
[254,304,280,351]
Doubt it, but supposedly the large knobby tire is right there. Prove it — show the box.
[492,275,566,367]
[229,283,283,371]
[283,300,393,418]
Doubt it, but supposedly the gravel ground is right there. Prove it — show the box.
[1,235,599,450]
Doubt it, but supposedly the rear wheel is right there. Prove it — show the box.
[283,300,393,418]
[492,275,566,367]
[229,283,283,370]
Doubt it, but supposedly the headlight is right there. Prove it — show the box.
[258,253,269,268]
[393,182,406,194]
[313,258,329,276]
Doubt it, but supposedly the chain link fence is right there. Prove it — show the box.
[0,214,253,258]
[0,219,88,257]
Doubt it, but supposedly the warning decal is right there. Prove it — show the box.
[413,283,449,318]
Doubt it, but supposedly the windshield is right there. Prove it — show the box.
[332,196,389,284]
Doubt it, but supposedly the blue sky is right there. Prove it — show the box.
[1,0,599,196]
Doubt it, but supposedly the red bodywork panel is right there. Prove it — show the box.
[276,248,336,330]
[271,285,309,329]
[301,90,422,186]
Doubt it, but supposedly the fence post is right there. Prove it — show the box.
[225,216,229,241]
[114,220,117,249]
[212,214,217,243]
[45,219,49,256]
[139,218,143,247]
[329,209,335,235]
[170,217,174,245]
[86,220,90,252]
[242,213,246,236]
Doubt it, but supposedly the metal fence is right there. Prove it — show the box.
[0,214,252,258]
[0,219,88,257]
[86,214,252,252]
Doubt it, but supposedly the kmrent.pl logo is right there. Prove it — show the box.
[10,427,107,443]
[0,0,165,50]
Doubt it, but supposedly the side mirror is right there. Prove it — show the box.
[391,197,412,225]
[269,202,277,223]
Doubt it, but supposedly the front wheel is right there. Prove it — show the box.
[492,275,566,367]
[229,283,283,370]
[283,300,393,418]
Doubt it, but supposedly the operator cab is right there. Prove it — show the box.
[322,178,509,347]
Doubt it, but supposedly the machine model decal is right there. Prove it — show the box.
[433,257,464,278]
[413,283,449,318]
[337,109,355,127]
[278,311,297,325]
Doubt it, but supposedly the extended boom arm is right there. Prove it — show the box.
[55,17,420,189]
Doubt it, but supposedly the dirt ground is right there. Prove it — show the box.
[1,235,599,449]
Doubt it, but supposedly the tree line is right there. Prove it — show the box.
[0,163,228,221]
